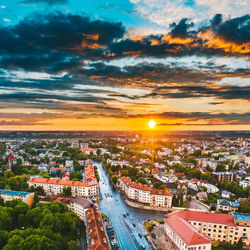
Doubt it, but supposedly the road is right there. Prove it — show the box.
[95,161,165,250]
[187,199,210,212]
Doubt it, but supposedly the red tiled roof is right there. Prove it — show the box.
[50,168,67,172]
[120,176,171,196]
[28,177,98,187]
[175,172,185,177]
[150,189,172,196]
[85,165,97,183]
[29,164,98,187]
[85,208,110,250]
[81,148,97,151]
[165,215,211,246]
[167,210,235,227]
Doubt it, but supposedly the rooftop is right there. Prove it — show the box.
[167,210,235,227]
[165,214,211,246]
[234,213,250,223]
[71,197,94,208]
[120,176,172,195]
[0,189,32,197]
[85,207,110,250]
[28,177,98,187]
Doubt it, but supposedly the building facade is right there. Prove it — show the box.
[165,211,250,247]
[165,213,212,250]
[212,172,237,182]
[70,197,94,222]
[118,176,172,208]
[0,189,34,207]
[28,165,99,198]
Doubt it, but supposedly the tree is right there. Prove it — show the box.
[111,175,118,184]
[20,235,57,250]
[216,163,226,172]
[138,177,146,184]
[68,240,81,250]
[239,198,250,213]
[235,238,243,250]
[0,230,8,249]
[63,186,71,197]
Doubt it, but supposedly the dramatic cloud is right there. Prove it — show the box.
[0,13,249,74]
[0,12,125,72]
[130,0,249,28]
[142,85,250,101]
[129,111,250,125]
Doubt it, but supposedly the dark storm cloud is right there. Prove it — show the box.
[210,14,250,44]
[169,18,194,38]
[129,111,250,124]
[108,14,250,59]
[19,0,68,5]
[143,85,250,100]
[0,12,125,72]
[0,12,249,74]
[0,92,113,104]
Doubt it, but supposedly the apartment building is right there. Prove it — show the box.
[118,176,172,208]
[85,207,110,250]
[70,197,94,222]
[212,172,237,182]
[28,165,99,198]
[0,189,34,207]
[166,211,250,247]
[164,213,212,250]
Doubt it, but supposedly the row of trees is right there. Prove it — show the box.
[0,200,81,250]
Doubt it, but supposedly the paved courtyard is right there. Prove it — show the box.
[149,222,176,250]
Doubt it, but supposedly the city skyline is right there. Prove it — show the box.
[0,0,249,130]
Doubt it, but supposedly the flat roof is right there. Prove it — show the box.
[234,213,250,223]
[0,189,32,197]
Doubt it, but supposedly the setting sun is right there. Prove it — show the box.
[148,120,156,129]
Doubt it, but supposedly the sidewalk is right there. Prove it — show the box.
[143,221,176,250]
[125,199,171,212]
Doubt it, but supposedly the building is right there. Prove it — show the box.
[221,190,233,199]
[85,207,110,250]
[164,212,212,250]
[70,197,94,222]
[28,165,99,198]
[212,172,237,182]
[0,189,34,207]
[216,199,240,212]
[234,213,250,227]
[81,147,97,155]
[165,211,250,247]
[118,176,172,208]
[239,180,250,189]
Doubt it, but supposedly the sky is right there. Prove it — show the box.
[0,0,249,130]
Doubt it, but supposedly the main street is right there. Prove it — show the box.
[95,161,165,250]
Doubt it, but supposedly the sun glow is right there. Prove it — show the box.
[148,120,156,129]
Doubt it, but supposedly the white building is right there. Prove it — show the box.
[118,176,172,208]
[70,197,94,222]
[0,189,34,208]
[28,165,99,198]
[165,212,211,250]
